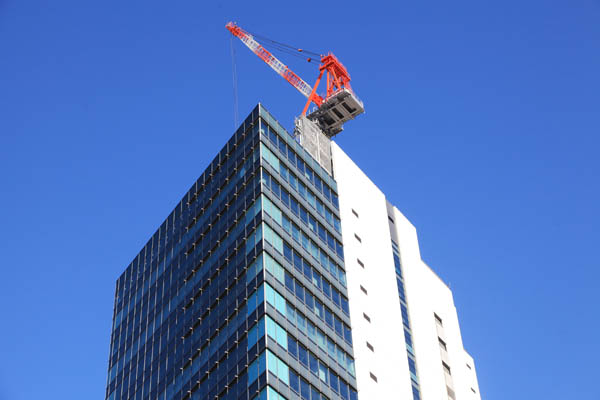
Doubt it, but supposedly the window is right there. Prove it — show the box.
[267,350,289,385]
[434,313,443,326]
[408,356,417,375]
[388,215,394,223]
[247,317,266,348]
[354,234,362,243]
[447,386,456,400]
[265,283,286,317]
[360,285,368,295]
[369,372,378,382]
[309,352,318,376]
[366,341,374,352]
[263,386,288,400]
[289,370,300,393]
[300,377,310,399]
[352,209,359,218]
[466,363,472,370]
[318,361,328,383]
[298,343,308,367]
[442,361,451,375]
[438,337,447,351]
[471,388,477,394]
[247,353,267,386]
[363,313,371,323]
[357,258,365,268]
[264,223,283,253]
[266,316,288,348]
[412,385,421,400]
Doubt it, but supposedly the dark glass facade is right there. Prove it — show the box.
[105,105,357,400]
[391,240,421,400]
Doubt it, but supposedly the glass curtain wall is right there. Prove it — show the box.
[105,105,357,400]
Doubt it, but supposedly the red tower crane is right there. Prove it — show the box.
[226,22,364,137]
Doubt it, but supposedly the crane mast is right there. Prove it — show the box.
[226,22,364,138]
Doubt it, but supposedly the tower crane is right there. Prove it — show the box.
[226,22,364,137]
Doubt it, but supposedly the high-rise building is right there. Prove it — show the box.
[105,104,481,400]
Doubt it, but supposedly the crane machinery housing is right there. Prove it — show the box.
[226,22,364,174]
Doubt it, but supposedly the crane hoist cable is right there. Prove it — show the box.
[245,29,322,64]
[230,35,239,128]
[245,29,322,56]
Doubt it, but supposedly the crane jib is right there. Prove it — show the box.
[228,23,313,99]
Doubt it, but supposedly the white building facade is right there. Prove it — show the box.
[331,142,481,400]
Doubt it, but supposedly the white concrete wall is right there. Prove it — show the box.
[391,207,482,400]
[331,142,480,400]
[331,142,413,400]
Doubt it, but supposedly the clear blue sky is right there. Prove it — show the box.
[1,1,598,399]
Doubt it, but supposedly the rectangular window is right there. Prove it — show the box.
[442,361,451,375]
[404,329,413,347]
[329,370,339,393]
[265,283,286,317]
[306,190,316,209]
[408,356,417,375]
[438,337,447,351]
[357,258,365,268]
[352,209,359,218]
[264,252,284,283]
[288,335,298,358]
[266,315,288,349]
[366,341,374,352]
[282,215,291,234]
[247,254,264,284]
[447,386,456,400]
[247,317,266,348]
[300,377,310,399]
[412,385,421,400]
[290,197,299,215]
[247,353,266,385]
[434,313,443,326]
[322,281,331,298]
[354,234,362,243]
[262,195,283,225]
[298,343,308,366]
[267,350,289,385]
[261,143,280,170]
[246,224,263,255]
[318,361,328,383]
[369,372,378,382]
[309,353,318,376]
[253,386,287,400]
[247,284,265,317]
[264,223,283,253]
[331,290,340,306]
[363,313,371,323]
[308,215,317,233]
[311,387,320,400]
[325,309,333,328]
[360,285,368,295]
[393,254,402,277]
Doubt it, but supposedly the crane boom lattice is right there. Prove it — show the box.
[226,22,315,99]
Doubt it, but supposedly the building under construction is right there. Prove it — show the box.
[104,23,481,400]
